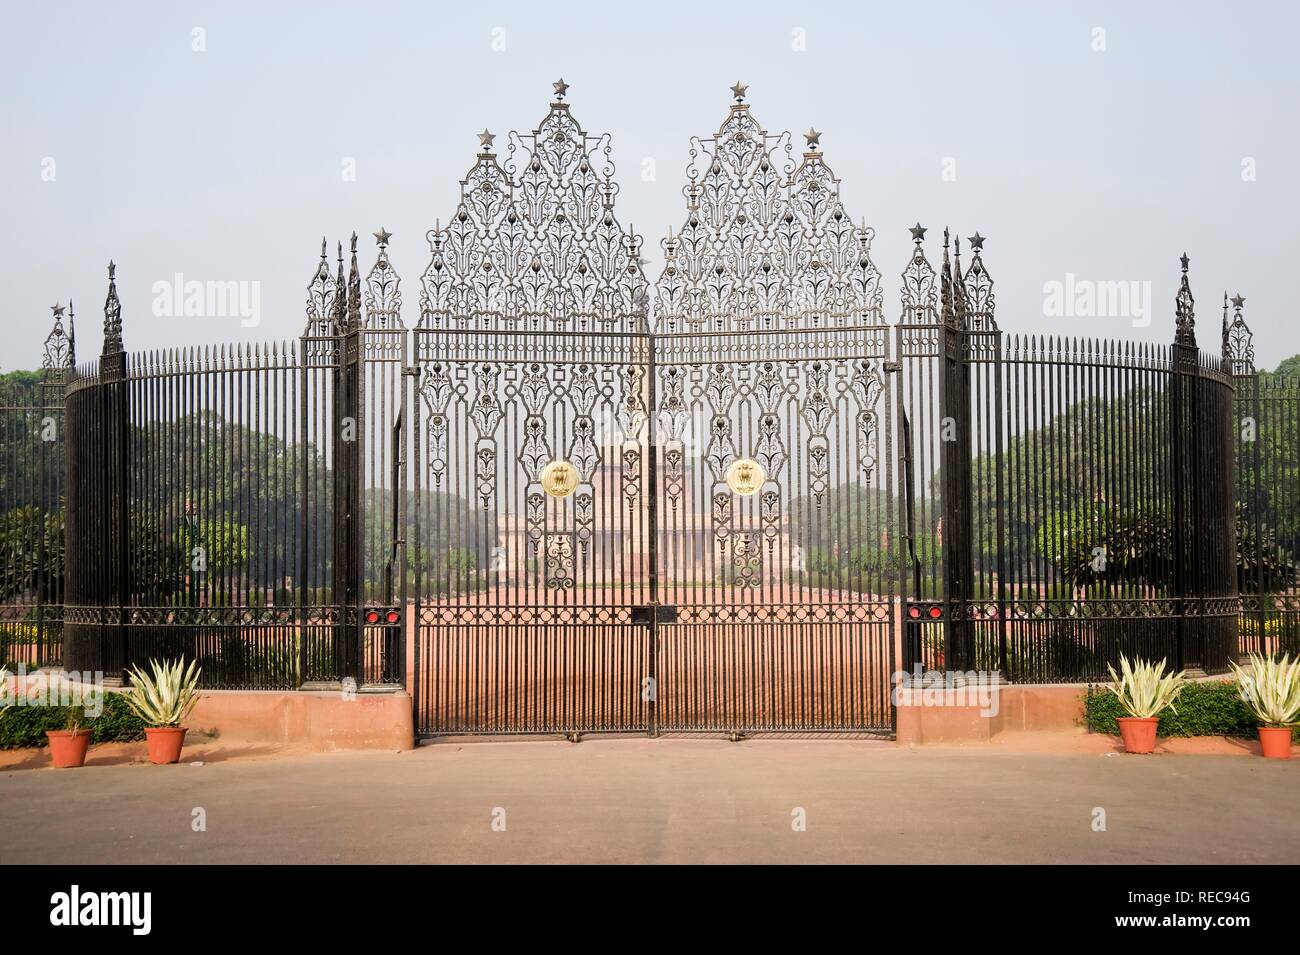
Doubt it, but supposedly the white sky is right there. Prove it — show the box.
[2,0,1295,369]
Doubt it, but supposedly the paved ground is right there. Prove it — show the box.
[1,738,1297,864]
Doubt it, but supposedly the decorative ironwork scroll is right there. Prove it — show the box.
[654,87,883,332]
[1222,292,1253,375]
[43,302,74,373]
[365,228,403,329]
[900,223,938,325]
[418,85,647,333]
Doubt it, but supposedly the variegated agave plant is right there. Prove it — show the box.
[124,658,202,727]
[1232,653,1300,727]
[1106,655,1187,719]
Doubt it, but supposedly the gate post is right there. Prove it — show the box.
[939,233,975,673]
[333,237,365,685]
[97,263,130,683]
[1170,254,1202,673]
[1225,293,1261,657]
[39,303,73,668]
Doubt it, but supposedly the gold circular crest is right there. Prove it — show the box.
[726,458,765,496]
[540,459,578,498]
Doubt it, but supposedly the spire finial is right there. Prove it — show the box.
[102,260,123,354]
[1175,252,1196,347]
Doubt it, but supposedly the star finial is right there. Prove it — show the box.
[478,129,495,150]
[51,302,64,318]
[909,223,927,243]
[968,232,985,251]
[374,227,392,248]
[1180,252,1190,272]
[804,128,821,149]
[731,81,748,101]
[552,78,569,100]
[1231,293,1245,310]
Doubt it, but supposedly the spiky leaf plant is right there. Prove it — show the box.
[1231,653,1300,727]
[1106,654,1187,719]
[123,658,201,727]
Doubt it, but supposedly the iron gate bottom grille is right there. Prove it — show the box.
[414,605,896,737]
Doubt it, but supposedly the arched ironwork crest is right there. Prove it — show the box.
[654,86,884,332]
[419,82,647,333]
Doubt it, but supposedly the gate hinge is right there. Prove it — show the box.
[403,365,422,378]
[883,360,902,373]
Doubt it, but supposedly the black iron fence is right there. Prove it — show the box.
[10,255,1289,705]
[7,84,1297,733]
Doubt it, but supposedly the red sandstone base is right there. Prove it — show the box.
[895,682,1086,745]
[189,690,415,752]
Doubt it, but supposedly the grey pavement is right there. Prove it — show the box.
[1,739,1296,864]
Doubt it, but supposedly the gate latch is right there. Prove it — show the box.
[632,605,677,624]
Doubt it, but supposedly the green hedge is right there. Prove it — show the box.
[1084,679,1300,740]
[0,692,147,749]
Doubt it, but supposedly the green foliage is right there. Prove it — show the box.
[1084,679,1300,739]
[195,635,298,687]
[0,692,147,749]
[1040,504,1173,589]
[0,505,65,602]
[1236,503,1299,593]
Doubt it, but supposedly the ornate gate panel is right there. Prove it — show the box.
[649,91,896,734]
[412,88,652,735]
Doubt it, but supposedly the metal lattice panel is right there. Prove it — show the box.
[419,82,647,334]
[654,85,884,333]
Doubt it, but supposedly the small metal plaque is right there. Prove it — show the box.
[725,457,765,496]
[540,459,578,498]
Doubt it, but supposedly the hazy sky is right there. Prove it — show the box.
[2,0,1296,369]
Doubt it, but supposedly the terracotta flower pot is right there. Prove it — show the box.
[1117,716,1159,754]
[1257,726,1293,759]
[144,726,188,765]
[46,729,92,768]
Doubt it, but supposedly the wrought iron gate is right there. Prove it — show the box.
[33,80,1266,741]
[410,85,898,736]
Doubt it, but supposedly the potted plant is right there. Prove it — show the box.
[46,710,93,769]
[122,658,202,765]
[1105,655,1187,754]
[1231,653,1300,759]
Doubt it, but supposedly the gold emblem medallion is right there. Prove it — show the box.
[726,458,765,496]
[540,459,578,498]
